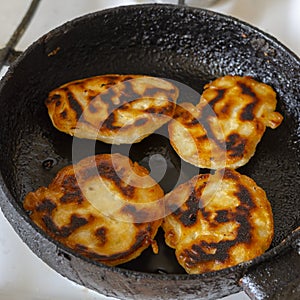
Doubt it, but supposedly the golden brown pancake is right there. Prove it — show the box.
[168,75,283,169]
[23,153,164,266]
[162,168,274,274]
[46,74,179,144]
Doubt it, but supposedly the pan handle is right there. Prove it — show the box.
[0,0,41,68]
[0,48,23,66]
[240,228,300,300]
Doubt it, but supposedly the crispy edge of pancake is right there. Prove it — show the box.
[162,168,274,274]
[23,153,164,266]
[169,75,283,169]
[199,75,283,130]
[45,74,179,144]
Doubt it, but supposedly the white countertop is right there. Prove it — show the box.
[0,0,299,299]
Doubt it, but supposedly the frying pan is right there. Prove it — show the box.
[0,4,299,300]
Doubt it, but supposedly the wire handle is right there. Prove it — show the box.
[0,0,41,68]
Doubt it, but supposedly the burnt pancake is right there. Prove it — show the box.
[168,75,283,169]
[162,168,274,274]
[23,153,164,266]
[46,74,179,144]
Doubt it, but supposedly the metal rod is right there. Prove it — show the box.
[0,0,41,68]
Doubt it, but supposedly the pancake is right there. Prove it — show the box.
[46,74,179,144]
[168,75,283,169]
[162,168,274,274]
[23,153,164,266]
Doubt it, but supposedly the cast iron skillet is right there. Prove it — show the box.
[0,4,299,300]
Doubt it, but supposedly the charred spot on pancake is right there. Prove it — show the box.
[52,93,61,100]
[102,112,121,130]
[36,199,57,213]
[121,75,135,81]
[215,210,230,223]
[177,191,200,227]
[183,241,230,266]
[238,82,258,121]
[60,191,84,205]
[240,102,256,121]
[189,117,200,127]
[159,103,175,115]
[98,161,135,198]
[173,105,197,127]
[238,81,257,98]
[60,110,67,119]
[235,184,255,209]
[235,211,252,243]
[223,168,238,180]
[43,214,88,238]
[62,175,78,189]
[196,135,208,142]
[198,114,225,150]
[46,93,61,105]
[172,180,210,228]
[103,75,122,82]
[226,133,246,158]
[95,227,107,245]
[67,91,83,119]
[144,107,157,114]
[207,88,226,108]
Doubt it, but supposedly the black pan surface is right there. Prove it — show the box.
[0,4,299,300]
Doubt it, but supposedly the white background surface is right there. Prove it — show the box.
[0,0,299,299]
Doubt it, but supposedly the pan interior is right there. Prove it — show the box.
[0,5,299,275]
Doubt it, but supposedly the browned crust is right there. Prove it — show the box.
[162,168,274,274]
[168,75,283,169]
[23,153,164,266]
[45,74,179,144]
